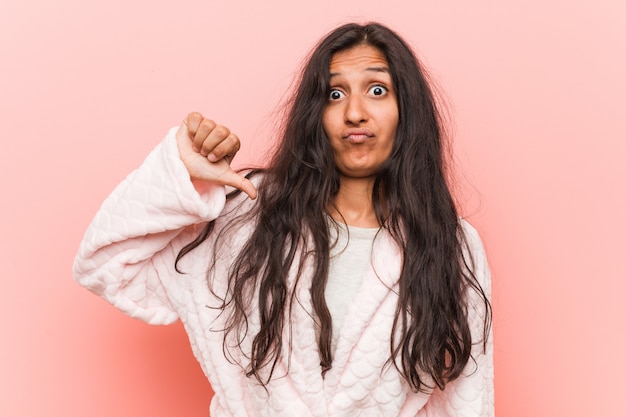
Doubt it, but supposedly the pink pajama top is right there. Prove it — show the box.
[73,127,494,417]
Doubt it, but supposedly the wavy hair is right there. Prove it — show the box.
[176,22,491,392]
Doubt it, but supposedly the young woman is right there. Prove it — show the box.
[74,22,493,416]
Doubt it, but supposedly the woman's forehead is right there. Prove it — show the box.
[329,45,389,76]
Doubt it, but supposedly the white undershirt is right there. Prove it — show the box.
[325,222,379,354]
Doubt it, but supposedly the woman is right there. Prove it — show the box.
[74,22,493,416]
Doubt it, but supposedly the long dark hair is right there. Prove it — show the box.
[176,22,491,393]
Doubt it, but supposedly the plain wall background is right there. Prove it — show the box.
[1,0,625,416]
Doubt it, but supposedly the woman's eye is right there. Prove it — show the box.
[329,89,345,100]
[369,85,388,96]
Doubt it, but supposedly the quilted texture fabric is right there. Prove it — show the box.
[73,127,494,417]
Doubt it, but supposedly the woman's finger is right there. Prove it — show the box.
[194,119,220,155]
[207,133,241,162]
[183,112,204,138]
[221,170,258,200]
[199,124,230,157]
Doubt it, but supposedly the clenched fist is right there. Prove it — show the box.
[176,112,257,199]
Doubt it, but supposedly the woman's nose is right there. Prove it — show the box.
[344,95,368,125]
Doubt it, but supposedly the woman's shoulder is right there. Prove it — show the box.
[458,218,491,291]
[458,218,485,253]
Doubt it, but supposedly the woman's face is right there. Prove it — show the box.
[322,44,399,180]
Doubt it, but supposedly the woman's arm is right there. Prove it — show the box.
[418,222,495,417]
[73,113,255,324]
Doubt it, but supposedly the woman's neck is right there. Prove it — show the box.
[330,176,380,228]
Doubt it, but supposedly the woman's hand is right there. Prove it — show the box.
[176,112,257,199]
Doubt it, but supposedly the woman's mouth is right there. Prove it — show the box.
[342,128,374,143]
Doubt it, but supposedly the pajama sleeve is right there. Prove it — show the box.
[73,127,227,324]
[418,221,495,417]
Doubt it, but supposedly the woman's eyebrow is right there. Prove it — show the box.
[365,66,390,73]
[329,66,390,78]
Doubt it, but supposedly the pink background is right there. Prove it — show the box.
[1,0,625,416]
